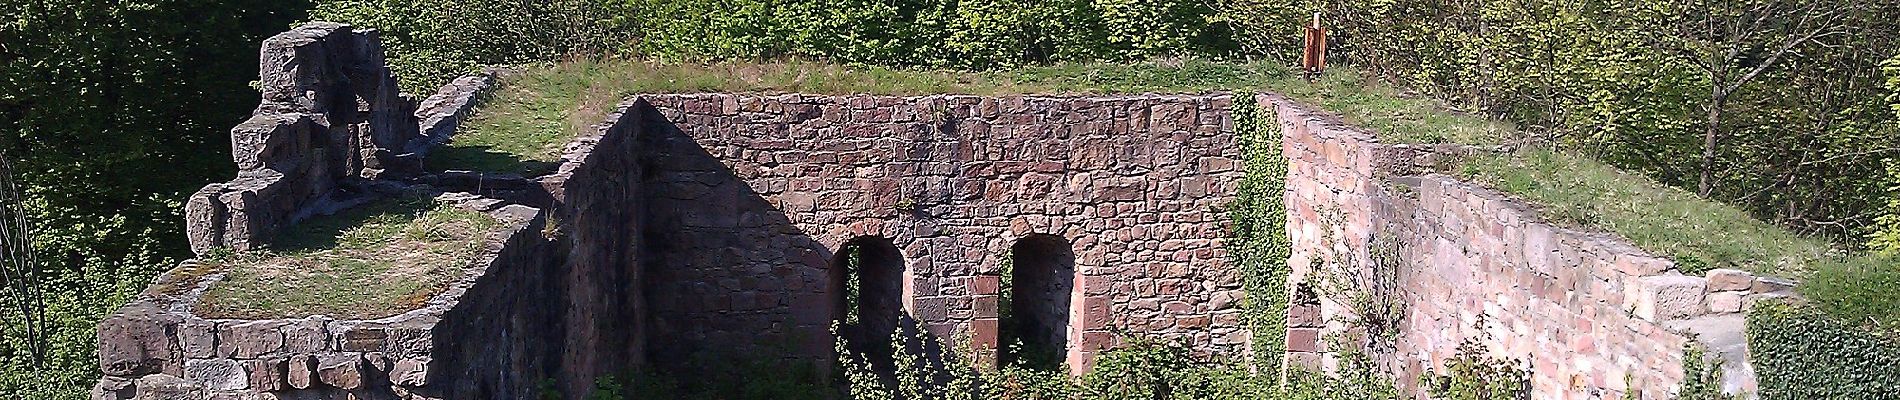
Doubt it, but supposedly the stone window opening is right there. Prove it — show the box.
[1001,234,1076,370]
[831,236,906,360]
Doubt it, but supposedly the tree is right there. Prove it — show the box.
[1647,0,1856,197]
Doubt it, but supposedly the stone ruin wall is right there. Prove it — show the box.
[93,22,1800,400]
[94,23,576,400]
[625,93,1250,373]
[183,22,493,256]
[1277,97,1785,399]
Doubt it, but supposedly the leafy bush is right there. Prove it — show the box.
[311,0,638,92]
[312,0,1235,90]
[1746,301,1900,400]
[1420,336,1530,400]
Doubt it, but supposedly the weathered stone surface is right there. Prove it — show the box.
[133,374,203,400]
[391,358,428,387]
[1752,276,1797,294]
[317,355,366,390]
[1633,275,1709,321]
[286,355,317,390]
[243,358,288,392]
[1708,291,1744,314]
[218,321,286,358]
[1705,269,1754,292]
[97,310,181,377]
[185,358,248,391]
[90,376,135,400]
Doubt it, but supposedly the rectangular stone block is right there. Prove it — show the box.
[1632,275,1707,321]
[1705,269,1753,292]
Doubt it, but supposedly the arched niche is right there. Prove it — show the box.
[1002,234,1076,369]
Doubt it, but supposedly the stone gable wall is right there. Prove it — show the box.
[629,93,1249,373]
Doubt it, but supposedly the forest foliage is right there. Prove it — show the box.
[1,0,1897,398]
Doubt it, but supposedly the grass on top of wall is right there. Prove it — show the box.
[435,56,1887,329]
[193,197,498,320]
[1457,149,1837,276]
[427,57,1508,175]
[1458,150,1898,330]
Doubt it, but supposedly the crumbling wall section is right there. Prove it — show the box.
[1275,95,1783,398]
[184,22,497,255]
[93,199,552,400]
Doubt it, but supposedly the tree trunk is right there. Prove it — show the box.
[1698,92,1725,197]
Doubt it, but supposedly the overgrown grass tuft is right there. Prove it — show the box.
[1457,149,1836,276]
[1799,254,1900,335]
[194,197,499,320]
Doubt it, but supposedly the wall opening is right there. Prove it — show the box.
[1002,234,1076,369]
[831,236,906,361]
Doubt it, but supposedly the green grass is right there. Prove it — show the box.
[194,197,499,320]
[430,57,1507,174]
[1456,149,1838,277]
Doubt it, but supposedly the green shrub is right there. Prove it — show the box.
[1420,336,1530,400]
[1746,301,1900,400]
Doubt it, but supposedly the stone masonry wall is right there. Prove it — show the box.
[185,23,495,255]
[1276,95,1786,399]
[531,98,650,399]
[94,196,553,400]
[628,93,1248,373]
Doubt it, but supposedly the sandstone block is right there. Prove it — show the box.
[287,355,318,390]
[184,359,247,391]
[97,311,181,377]
[1633,275,1708,321]
[132,374,205,400]
[391,358,429,387]
[90,376,135,400]
[317,354,367,390]
[1705,269,1754,292]
[1707,292,1743,314]
[178,321,218,359]
[219,321,286,358]
[1615,254,1674,276]
[244,358,289,392]
[1287,303,1323,328]
[1285,328,1320,353]
[1752,276,1797,294]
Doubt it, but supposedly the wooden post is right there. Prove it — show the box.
[1301,12,1327,79]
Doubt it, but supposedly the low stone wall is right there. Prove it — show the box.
[94,195,552,400]
[1274,95,1786,398]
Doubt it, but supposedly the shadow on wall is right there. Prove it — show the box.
[633,103,938,386]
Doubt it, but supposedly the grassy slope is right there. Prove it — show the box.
[194,198,498,319]
[441,57,1890,328]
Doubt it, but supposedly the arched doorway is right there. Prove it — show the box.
[831,236,906,360]
[1002,234,1076,369]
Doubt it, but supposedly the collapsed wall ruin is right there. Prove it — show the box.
[94,22,1781,400]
